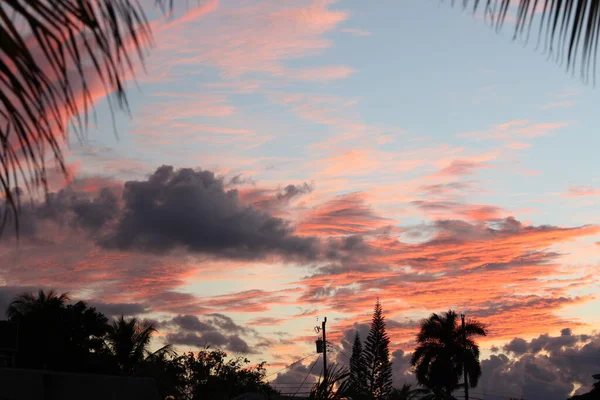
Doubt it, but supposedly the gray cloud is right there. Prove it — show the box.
[503,337,529,355]
[419,181,479,197]
[271,357,322,394]
[477,330,600,399]
[171,314,214,332]
[101,166,319,260]
[165,313,256,354]
[241,182,313,213]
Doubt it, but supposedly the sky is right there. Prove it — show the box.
[2,1,600,399]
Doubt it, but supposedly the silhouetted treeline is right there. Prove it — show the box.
[2,290,597,400]
[0,290,275,400]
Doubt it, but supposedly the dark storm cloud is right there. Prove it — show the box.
[101,165,319,260]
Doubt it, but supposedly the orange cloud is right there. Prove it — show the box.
[296,192,392,236]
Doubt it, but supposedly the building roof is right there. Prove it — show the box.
[0,368,160,400]
[0,321,18,351]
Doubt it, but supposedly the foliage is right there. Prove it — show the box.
[410,310,487,398]
[349,331,368,398]
[450,1,600,83]
[363,299,393,400]
[568,375,600,399]
[175,348,276,400]
[1,289,276,400]
[105,315,174,376]
[309,363,350,400]
[389,383,426,400]
[6,289,111,372]
[0,1,174,231]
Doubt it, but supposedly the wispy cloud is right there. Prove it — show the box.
[564,185,600,198]
[340,28,372,36]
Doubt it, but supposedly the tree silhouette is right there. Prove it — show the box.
[180,348,276,400]
[105,315,174,376]
[1,289,277,399]
[410,310,487,398]
[6,289,110,372]
[6,289,69,318]
[0,1,173,232]
[568,374,600,399]
[389,383,427,400]
[363,299,393,400]
[349,331,368,398]
[450,1,600,83]
[309,362,351,400]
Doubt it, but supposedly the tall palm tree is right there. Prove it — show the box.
[0,1,170,232]
[450,1,600,83]
[410,310,487,398]
[6,289,69,318]
[105,315,174,375]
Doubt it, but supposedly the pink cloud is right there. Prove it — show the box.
[290,65,356,81]
[436,160,487,177]
[565,185,600,198]
[149,0,351,81]
[461,120,568,141]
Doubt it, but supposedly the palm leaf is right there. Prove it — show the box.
[0,0,172,236]
[449,0,600,82]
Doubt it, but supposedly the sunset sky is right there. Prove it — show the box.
[2,1,600,399]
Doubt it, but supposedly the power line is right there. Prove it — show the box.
[328,346,351,361]
[266,353,315,379]
[292,355,321,398]
[456,390,528,400]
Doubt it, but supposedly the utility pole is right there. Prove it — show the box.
[322,317,327,381]
[461,314,469,400]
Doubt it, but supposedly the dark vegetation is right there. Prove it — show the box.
[1,290,597,400]
[0,290,276,400]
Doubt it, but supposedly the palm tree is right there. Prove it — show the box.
[410,310,487,399]
[6,289,70,369]
[105,315,174,375]
[309,363,351,400]
[0,1,170,232]
[450,1,600,83]
[389,383,426,400]
[6,289,69,318]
